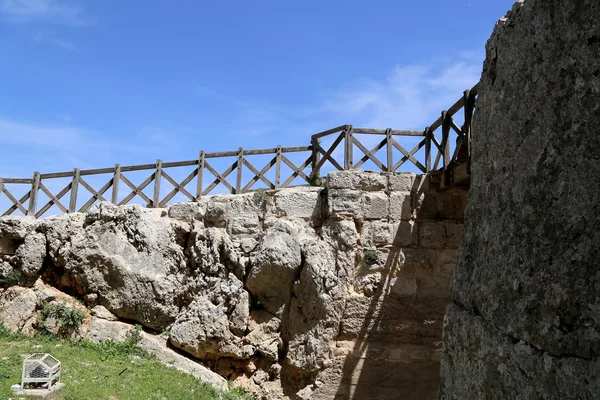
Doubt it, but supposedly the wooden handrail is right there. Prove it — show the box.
[0,85,478,218]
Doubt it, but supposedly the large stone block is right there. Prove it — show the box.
[388,172,416,192]
[328,189,363,219]
[362,191,389,220]
[327,170,387,191]
[441,0,600,398]
[389,191,413,221]
[275,188,322,220]
[418,222,447,249]
[441,303,600,400]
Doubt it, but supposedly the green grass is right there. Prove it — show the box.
[0,326,253,400]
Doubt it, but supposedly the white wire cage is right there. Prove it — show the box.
[21,353,61,390]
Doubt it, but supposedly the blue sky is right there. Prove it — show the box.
[0,0,514,213]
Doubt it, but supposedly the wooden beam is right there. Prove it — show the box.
[424,127,431,173]
[311,125,348,140]
[153,159,162,208]
[242,157,276,192]
[386,128,393,172]
[196,151,204,201]
[36,182,70,218]
[281,154,312,187]
[112,164,121,205]
[2,178,32,184]
[69,168,80,213]
[352,136,387,171]
[275,145,282,189]
[344,126,353,169]
[27,172,40,217]
[158,169,196,207]
[202,159,236,195]
[78,178,112,212]
[118,173,153,206]
[391,138,427,173]
[313,132,345,171]
[441,110,452,185]
[236,148,243,194]
[2,186,29,216]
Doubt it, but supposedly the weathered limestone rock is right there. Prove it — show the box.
[441,0,600,398]
[37,203,197,331]
[0,286,37,333]
[170,275,254,359]
[0,168,468,399]
[0,216,35,256]
[91,305,118,321]
[246,221,303,317]
[15,232,46,277]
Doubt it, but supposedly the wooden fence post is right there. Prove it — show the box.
[441,111,451,185]
[27,172,40,217]
[112,164,121,205]
[69,168,80,212]
[385,128,393,172]
[275,145,282,189]
[196,151,204,201]
[236,148,243,194]
[153,159,162,207]
[424,126,432,173]
[344,125,354,170]
[463,90,476,175]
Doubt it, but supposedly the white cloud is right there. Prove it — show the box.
[321,57,482,130]
[33,31,79,51]
[0,118,171,175]
[1,0,88,25]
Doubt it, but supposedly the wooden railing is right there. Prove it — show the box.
[0,85,477,218]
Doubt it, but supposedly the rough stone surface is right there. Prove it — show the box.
[440,1,600,398]
[0,286,37,333]
[0,169,466,399]
[91,305,118,321]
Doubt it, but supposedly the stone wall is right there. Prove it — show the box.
[0,170,467,399]
[440,0,600,398]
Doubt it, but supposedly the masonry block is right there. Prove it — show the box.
[388,172,416,192]
[418,222,447,248]
[445,222,464,248]
[389,191,413,220]
[328,189,363,218]
[363,192,389,220]
[275,188,322,219]
[327,170,386,191]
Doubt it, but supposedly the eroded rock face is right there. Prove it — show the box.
[440,1,600,398]
[1,172,466,399]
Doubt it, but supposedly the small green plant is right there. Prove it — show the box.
[253,188,270,203]
[0,268,21,288]
[39,302,86,338]
[79,324,153,361]
[307,172,324,186]
[363,249,379,265]
[253,188,272,214]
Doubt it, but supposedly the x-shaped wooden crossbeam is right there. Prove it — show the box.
[352,136,388,171]
[0,181,30,216]
[35,181,70,217]
[241,157,276,192]
[311,132,345,172]
[202,159,236,195]
[280,154,312,187]
[78,176,112,212]
[118,173,153,206]
[158,169,197,207]
[390,137,428,173]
